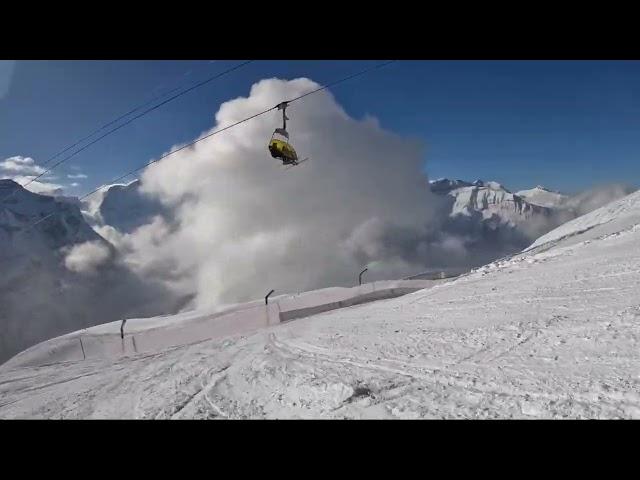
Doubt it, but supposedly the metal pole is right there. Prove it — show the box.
[265,289,275,305]
[359,268,368,285]
[120,319,127,339]
[78,337,86,360]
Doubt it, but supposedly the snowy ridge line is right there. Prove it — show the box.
[2,279,441,370]
[527,189,640,250]
[523,223,611,255]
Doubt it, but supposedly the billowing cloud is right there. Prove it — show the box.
[561,183,637,217]
[64,240,112,275]
[0,157,73,196]
[7,175,64,196]
[110,77,437,307]
[0,156,46,175]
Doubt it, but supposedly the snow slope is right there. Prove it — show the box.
[3,279,438,369]
[527,189,640,250]
[2,190,640,418]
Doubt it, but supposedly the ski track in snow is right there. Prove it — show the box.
[3,195,640,418]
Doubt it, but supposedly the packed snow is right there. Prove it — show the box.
[3,279,438,369]
[2,189,640,419]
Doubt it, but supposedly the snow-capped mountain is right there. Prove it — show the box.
[515,185,567,208]
[0,179,105,264]
[428,178,474,193]
[0,179,181,363]
[436,179,552,224]
[83,179,165,233]
[427,178,559,268]
[428,179,638,268]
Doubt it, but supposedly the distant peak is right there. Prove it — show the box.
[0,178,20,187]
[430,178,514,194]
[0,179,23,192]
[429,178,473,193]
[470,180,506,191]
[105,179,140,192]
[532,185,564,195]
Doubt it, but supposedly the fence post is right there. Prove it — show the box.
[359,268,368,285]
[265,289,275,305]
[78,337,86,360]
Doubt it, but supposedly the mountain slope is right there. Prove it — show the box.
[2,188,640,418]
[0,180,182,363]
[0,179,109,293]
[0,179,104,253]
[445,181,552,224]
[83,180,165,233]
[427,178,559,269]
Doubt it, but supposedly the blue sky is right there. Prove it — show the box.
[1,60,639,195]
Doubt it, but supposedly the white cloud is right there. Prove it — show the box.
[64,241,112,275]
[9,175,65,196]
[562,184,637,217]
[70,182,80,187]
[0,156,46,175]
[68,173,88,179]
[114,77,436,308]
[1,156,73,196]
